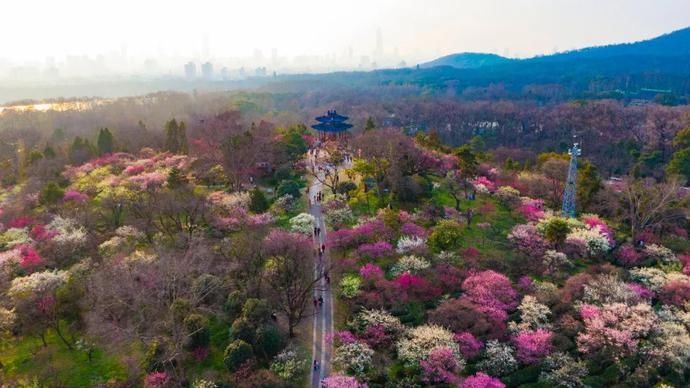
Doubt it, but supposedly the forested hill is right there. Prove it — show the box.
[287,26,690,102]
[420,53,514,69]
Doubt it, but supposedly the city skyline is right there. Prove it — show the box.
[2,0,690,79]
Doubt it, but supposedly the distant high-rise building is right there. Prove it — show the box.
[202,33,210,60]
[201,62,213,80]
[184,62,196,79]
[255,67,267,77]
[375,28,383,59]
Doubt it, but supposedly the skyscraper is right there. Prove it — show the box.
[201,62,213,80]
[375,28,383,60]
[184,62,196,79]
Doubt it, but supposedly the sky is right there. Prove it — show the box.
[2,0,690,66]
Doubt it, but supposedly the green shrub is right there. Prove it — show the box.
[223,340,254,372]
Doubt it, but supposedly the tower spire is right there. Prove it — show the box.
[561,142,581,218]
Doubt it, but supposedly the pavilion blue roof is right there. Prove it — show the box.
[312,110,352,132]
[316,110,349,122]
[311,122,353,132]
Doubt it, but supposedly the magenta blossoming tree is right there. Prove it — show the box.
[460,372,505,388]
[454,331,484,359]
[357,241,394,259]
[461,372,505,388]
[420,346,462,385]
[512,329,553,363]
[462,270,519,314]
[321,375,368,388]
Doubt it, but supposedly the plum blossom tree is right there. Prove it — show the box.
[512,329,553,363]
[333,341,374,377]
[321,375,367,388]
[349,309,404,348]
[144,371,169,388]
[396,324,461,367]
[357,241,394,259]
[477,340,517,377]
[358,263,384,281]
[508,224,548,259]
[539,352,588,388]
[461,372,505,388]
[262,230,322,337]
[420,346,462,385]
[462,270,518,316]
[509,295,551,332]
[454,332,483,359]
[389,255,430,277]
[288,213,316,235]
[577,303,658,361]
[7,269,70,347]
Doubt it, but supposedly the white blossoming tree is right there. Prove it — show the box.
[396,324,462,367]
[289,213,316,235]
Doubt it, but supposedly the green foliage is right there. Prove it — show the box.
[469,135,486,155]
[455,144,478,178]
[667,147,690,182]
[542,217,571,246]
[537,152,569,166]
[39,182,65,206]
[249,188,270,213]
[577,160,602,211]
[170,298,192,323]
[69,136,95,164]
[428,220,464,252]
[241,298,271,325]
[673,126,690,150]
[230,318,255,344]
[340,274,362,298]
[254,324,286,358]
[365,117,376,131]
[280,125,308,161]
[277,180,302,199]
[28,150,44,165]
[143,338,165,372]
[223,340,254,372]
[224,291,245,321]
[167,167,188,189]
[337,181,358,196]
[0,329,126,386]
[273,165,293,183]
[96,128,114,155]
[184,314,210,348]
[164,119,188,154]
[393,301,426,326]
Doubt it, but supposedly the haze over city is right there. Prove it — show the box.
[2,0,690,81]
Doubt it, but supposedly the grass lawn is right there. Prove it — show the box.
[0,330,127,386]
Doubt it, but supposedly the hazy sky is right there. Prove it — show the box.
[3,0,690,64]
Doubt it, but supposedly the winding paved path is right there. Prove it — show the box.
[309,152,334,388]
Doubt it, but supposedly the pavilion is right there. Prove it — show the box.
[311,110,352,140]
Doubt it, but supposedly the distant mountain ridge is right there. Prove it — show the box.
[421,26,690,68]
[420,52,513,69]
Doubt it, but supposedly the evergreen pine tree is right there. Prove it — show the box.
[178,121,188,154]
[165,119,179,153]
[249,187,269,213]
[167,167,188,189]
[364,116,376,131]
[43,144,56,159]
[97,128,114,155]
